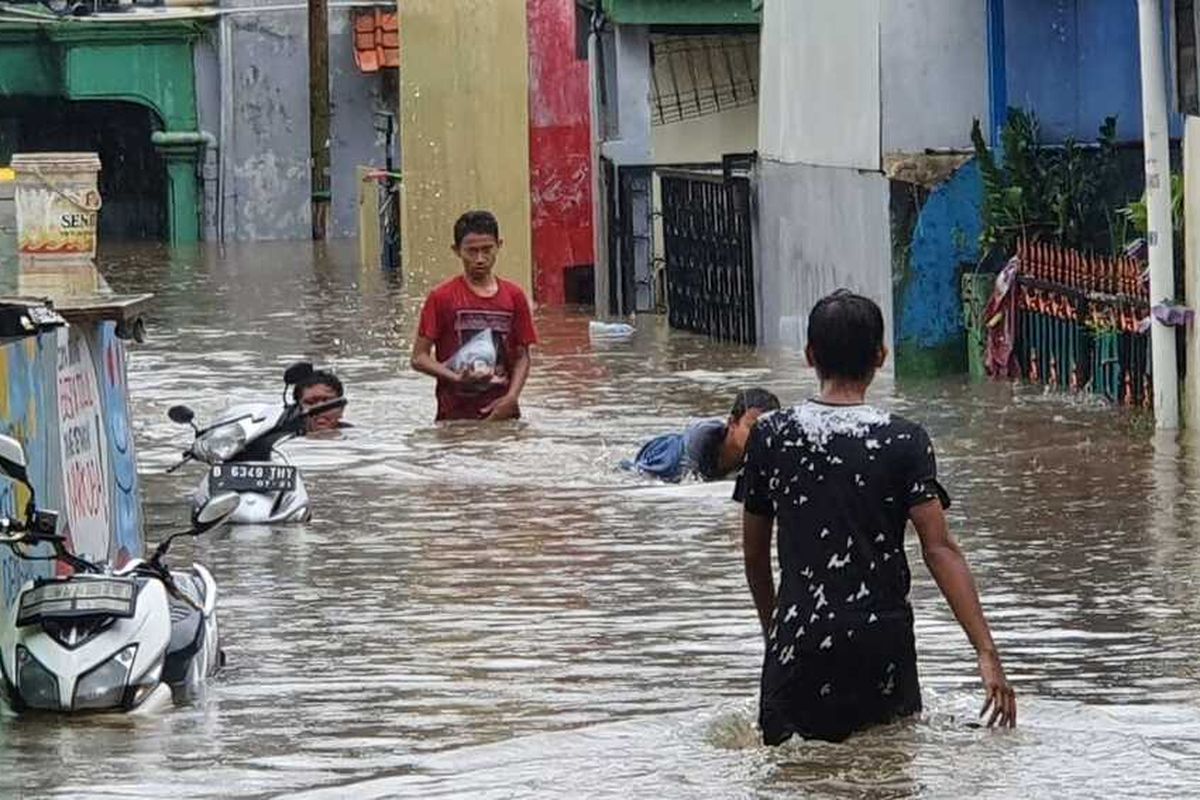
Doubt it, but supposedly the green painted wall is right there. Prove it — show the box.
[601,0,760,25]
[66,42,198,132]
[0,43,60,97]
[0,20,205,243]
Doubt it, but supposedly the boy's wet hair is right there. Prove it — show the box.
[730,388,781,421]
[453,210,500,247]
[807,290,884,381]
[293,370,344,404]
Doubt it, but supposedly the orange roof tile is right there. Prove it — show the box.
[353,8,398,73]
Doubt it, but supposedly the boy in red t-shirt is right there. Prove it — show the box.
[411,210,538,421]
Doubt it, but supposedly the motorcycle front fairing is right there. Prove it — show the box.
[0,574,173,713]
[190,454,310,524]
[189,402,311,524]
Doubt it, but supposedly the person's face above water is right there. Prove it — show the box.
[728,408,768,456]
[454,232,502,283]
[299,382,344,433]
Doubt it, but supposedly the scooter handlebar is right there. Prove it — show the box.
[166,452,195,474]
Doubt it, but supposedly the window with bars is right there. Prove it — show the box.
[649,33,760,126]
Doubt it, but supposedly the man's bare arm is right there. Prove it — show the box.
[911,499,1016,728]
[411,335,461,384]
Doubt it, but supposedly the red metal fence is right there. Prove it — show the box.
[1014,240,1151,406]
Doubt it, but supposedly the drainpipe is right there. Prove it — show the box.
[219,11,233,243]
[1137,0,1180,429]
[986,0,1007,147]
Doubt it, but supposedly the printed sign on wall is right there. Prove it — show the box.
[56,328,110,561]
[99,324,141,563]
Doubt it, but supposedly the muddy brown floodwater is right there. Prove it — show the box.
[1,241,1199,799]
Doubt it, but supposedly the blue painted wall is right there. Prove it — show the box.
[0,332,59,608]
[0,321,143,614]
[1003,0,1180,143]
[894,161,984,373]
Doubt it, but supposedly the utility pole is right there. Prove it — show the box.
[308,0,331,240]
[1137,0,1180,429]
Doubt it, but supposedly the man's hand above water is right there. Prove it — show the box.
[978,649,1016,728]
[480,394,519,421]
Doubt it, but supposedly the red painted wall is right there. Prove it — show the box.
[527,0,595,305]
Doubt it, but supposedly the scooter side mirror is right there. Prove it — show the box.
[168,405,196,425]
[283,362,314,387]
[194,492,240,531]
[0,434,30,487]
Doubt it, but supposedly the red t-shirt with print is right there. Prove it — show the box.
[417,275,538,420]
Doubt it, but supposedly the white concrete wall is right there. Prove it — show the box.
[759,0,985,164]
[754,0,986,358]
[881,0,989,152]
[755,160,892,354]
[758,0,881,170]
[599,26,653,165]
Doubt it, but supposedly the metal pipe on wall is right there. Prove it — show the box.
[218,11,233,244]
[308,0,331,240]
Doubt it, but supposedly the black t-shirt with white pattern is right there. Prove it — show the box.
[739,400,950,743]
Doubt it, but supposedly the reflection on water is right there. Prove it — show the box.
[3,242,1200,798]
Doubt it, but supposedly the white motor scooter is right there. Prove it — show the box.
[167,363,342,525]
[0,434,239,714]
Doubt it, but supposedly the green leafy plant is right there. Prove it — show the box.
[971,109,1129,263]
[1119,172,1184,236]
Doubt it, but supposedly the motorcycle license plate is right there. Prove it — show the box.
[17,578,137,626]
[209,463,296,493]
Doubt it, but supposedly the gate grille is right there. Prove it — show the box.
[660,167,756,345]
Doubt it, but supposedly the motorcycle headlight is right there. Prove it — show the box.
[16,646,60,710]
[73,644,137,710]
[192,423,246,464]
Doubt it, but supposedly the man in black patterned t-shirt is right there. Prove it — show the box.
[739,290,1016,744]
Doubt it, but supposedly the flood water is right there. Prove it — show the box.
[3,242,1200,798]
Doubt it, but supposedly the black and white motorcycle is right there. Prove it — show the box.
[167,363,342,525]
[0,433,239,714]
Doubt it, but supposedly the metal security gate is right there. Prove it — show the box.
[660,161,756,345]
[601,158,653,316]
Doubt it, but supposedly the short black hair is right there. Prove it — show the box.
[453,210,500,247]
[806,290,885,381]
[292,370,344,404]
[730,387,781,421]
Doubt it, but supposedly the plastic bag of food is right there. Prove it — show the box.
[445,328,497,375]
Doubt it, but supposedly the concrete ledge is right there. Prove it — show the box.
[0,259,152,327]
[0,292,152,326]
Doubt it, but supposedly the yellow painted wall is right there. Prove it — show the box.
[400,0,533,291]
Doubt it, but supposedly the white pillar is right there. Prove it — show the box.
[1184,117,1200,429]
[1138,0,1180,429]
